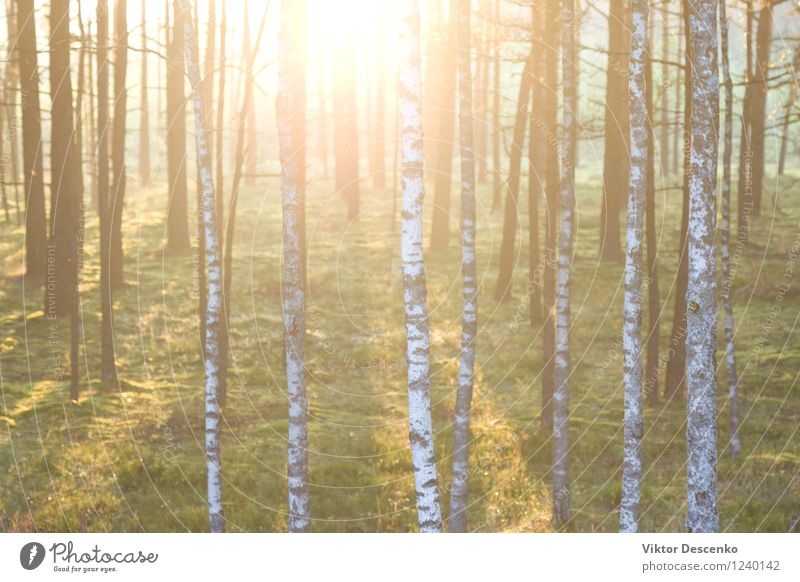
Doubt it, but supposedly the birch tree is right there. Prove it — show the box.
[277,0,310,533]
[553,0,576,527]
[176,0,224,533]
[685,0,719,533]
[399,0,443,533]
[449,0,477,534]
[620,0,648,534]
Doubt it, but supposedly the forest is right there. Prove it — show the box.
[0,0,798,534]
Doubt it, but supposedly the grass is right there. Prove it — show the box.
[0,169,798,532]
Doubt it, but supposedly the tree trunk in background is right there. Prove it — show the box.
[528,0,546,328]
[737,0,755,242]
[110,0,128,290]
[203,0,216,163]
[277,0,309,533]
[2,0,20,195]
[719,0,740,460]
[671,12,682,177]
[620,0,648,534]
[476,0,490,182]
[97,0,117,388]
[644,23,660,407]
[215,1,226,230]
[664,0,691,401]
[399,0,443,533]
[372,16,387,191]
[430,15,457,251]
[139,0,151,185]
[685,0,719,533]
[244,2,257,184]
[491,0,501,211]
[47,0,80,320]
[176,0,225,533]
[494,55,533,301]
[659,0,669,173]
[541,0,560,430]
[334,22,360,221]
[599,0,629,263]
[166,3,190,253]
[747,5,772,217]
[16,0,47,283]
[553,0,576,528]
[449,0,477,534]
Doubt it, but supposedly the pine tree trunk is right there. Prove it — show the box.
[176,0,225,533]
[495,54,533,301]
[719,0,740,460]
[528,0,545,328]
[16,0,47,283]
[620,0,648,533]
[110,0,128,290]
[430,15,457,251]
[659,0,670,173]
[449,0,477,534]
[97,0,117,388]
[490,0,501,212]
[664,0,691,401]
[399,0,443,533]
[644,22,660,407]
[48,0,81,322]
[277,0,309,533]
[166,2,190,253]
[599,0,629,263]
[541,0,560,431]
[334,24,360,221]
[685,0,719,534]
[139,0,151,185]
[553,0,576,527]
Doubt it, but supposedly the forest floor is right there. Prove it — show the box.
[1,171,799,532]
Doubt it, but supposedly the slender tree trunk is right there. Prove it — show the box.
[541,0,560,431]
[449,0,477,534]
[528,0,546,328]
[97,0,117,388]
[373,16,386,191]
[719,0,740,460]
[203,0,216,163]
[176,0,225,533]
[747,5,772,217]
[553,0,576,528]
[166,2,190,252]
[215,1,226,229]
[495,54,533,301]
[620,0,648,533]
[599,0,629,263]
[399,0,443,533]
[244,2,257,184]
[671,12,682,177]
[277,0,309,532]
[110,0,128,290]
[685,0,719,534]
[139,0,151,185]
[334,22,360,221]
[737,0,755,242]
[491,0,501,211]
[16,0,46,283]
[430,15,458,251]
[659,0,670,173]
[87,22,98,213]
[664,0,691,401]
[47,0,80,320]
[644,23,660,407]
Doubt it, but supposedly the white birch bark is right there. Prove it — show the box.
[176,0,224,533]
[277,0,310,533]
[449,0,477,534]
[399,0,443,533]
[686,0,720,533]
[719,0,740,460]
[553,0,576,527]
[620,0,649,534]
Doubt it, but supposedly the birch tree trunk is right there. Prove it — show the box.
[176,0,225,533]
[553,0,576,527]
[449,0,477,534]
[277,0,310,533]
[719,0,740,459]
[620,0,648,533]
[399,0,443,533]
[685,0,719,534]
